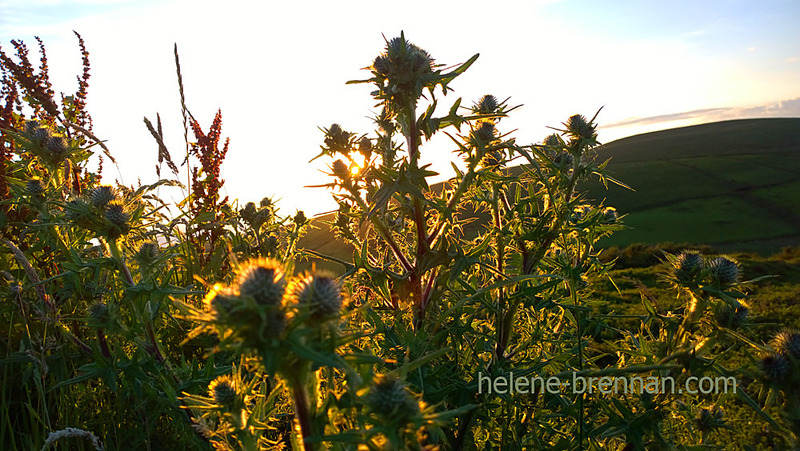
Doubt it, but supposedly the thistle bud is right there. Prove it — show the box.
[386,36,411,60]
[372,55,390,76]
[759,353,790,383]
[471,121,496,144]
[24,120,40,134]
[331,159,350,181]
[409,46,434,73]
[571,205,592,223]
[236,258,286,306]
[240,202,256,222]
[707,256,739,285]
[31,126,52,145]
[673,251,703,284]
[772,330,800,360]
[565,114,596,141]
[365,375,420,425]
[481,150,504,168]
[207,288,238,319]
[209,375,238,407]
[324,124,352,154]
[715,301,749,329]
[46,135,69,157]
[543,134,561,147]
[601,207,618,224]
[90,185,117,208]
[294,210,307,225]
[26,178,45,196]
[104,201,130,227]
[695,407,725,433]
[476,95,499,115]
[286,271,343,320]
[376,107,396,134]
[136,242,160,264]
[358,136,372,158]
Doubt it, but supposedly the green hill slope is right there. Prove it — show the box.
[587,118,800,253]
[299,118,800,268]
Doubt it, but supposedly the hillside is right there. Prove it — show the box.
[587,118,800,253]
[298,118,800,268]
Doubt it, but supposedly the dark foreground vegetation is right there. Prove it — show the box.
[1,33,799,450]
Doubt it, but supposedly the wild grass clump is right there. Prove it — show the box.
[1,32,799,450]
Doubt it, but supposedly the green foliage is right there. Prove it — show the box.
[1,32,799,451]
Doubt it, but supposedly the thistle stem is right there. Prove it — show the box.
[289,373,314,451]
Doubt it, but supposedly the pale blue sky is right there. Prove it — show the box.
[2,0,798,215]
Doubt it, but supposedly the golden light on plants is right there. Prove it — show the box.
[344,152,366,177]
[2,27,799,451]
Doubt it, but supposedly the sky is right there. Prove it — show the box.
[1,0,799,216]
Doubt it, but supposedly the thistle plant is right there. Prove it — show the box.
[756,330,800,444]
[180,258,354,449]
[2,30,797,451]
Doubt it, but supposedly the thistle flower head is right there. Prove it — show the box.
[571,205,592,223]
[384,36,434,74]
[470,121,496,145]
[90,185,117,208]
[715,300,749,329]
[707,256,739,285]
[135,242,160,264]
[24,120,41,134]
[26,178,45,196]
[358,136,372,158]
[672,251,703,284]
[331,159,350,181]
[240,202,257,220]
[695,407,725,433]
[480,150,504,168]
[206,287,238,319]
[386,36,411,60]
[46,135,69,157]
[365,375,421,425]
[104,201,130,227]
[286,271,343,320]
[408,46,434,73]
[236,258,286,306]
[475,94,499,115]
[601,206,618,224]
[31,125,52,145]
[759,352,790,383]
[294,210,307,225]
[543,133,561,147]
[208,375,238,407]
[372,55,390,76]
[324,124,352,155]
[565,114,596,141]
[772,330,800,360]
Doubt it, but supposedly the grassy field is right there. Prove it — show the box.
[586,118,800,254]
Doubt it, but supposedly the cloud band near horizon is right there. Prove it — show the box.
[601,97,800,130]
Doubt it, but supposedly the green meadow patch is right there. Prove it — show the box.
[599,195,796,247]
